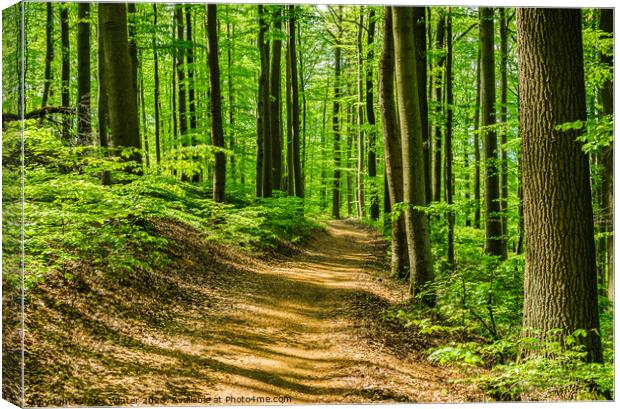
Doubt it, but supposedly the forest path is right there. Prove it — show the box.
[197,220,476,404]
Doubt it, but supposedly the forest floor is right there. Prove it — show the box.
[25,219,483,406]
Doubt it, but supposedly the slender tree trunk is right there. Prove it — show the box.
[76,3,91,144]
[60,4,70,141]
[207,4,226,202]
[286,37,295,196]
[599,9,613,302]
[445,8,455,268]
[480,7,505,258]
[346,104,354,217]
[380,7,409,279]
[258,5,272,197]
[171,20,178,151]
[474,52,481,228]
[517,8,602,363]
[320,78,329,209]
[393,7,434,304]
[97,4,110,185]
[270,7,283,191]
[289,5,303,198]
[366,9,379,220]
[499,7,509,258]
[139,60,149,168]
[175,6,188,139]
[226,9,237,185]
[332,7,343,218]
[186,6,196,131]
[356,9,365,218]
[41,3,54,109]
[413,7,431,205]
[432,11,445,202]
[99,3,141,168]
[152,4,162,165]
[298,22,308,183]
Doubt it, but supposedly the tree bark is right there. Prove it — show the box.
[356,9,365,218]
[186,6,196,131]
[445,8,455,268]
[474,52,481,229]
[432,11,445,203]
[76,3,91,144]
[499,7,509,258]
[175,6,188,139]
[60,4,70,141]
[226,8,237,185]
[97,4,110,186]
[41,3,54,110]
[99,3,141,167]
[393,7,434,304]
[289,5,303,198]
[366,8,379,220]
[207,4,226,203]
[380,7,409,279]
[517,8,602,363]
[258,5,271,197]
[152,3,162,165]
[480,7,505,258]
[332,7,343,219]
[270,6,283,191]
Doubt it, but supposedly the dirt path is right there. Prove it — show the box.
[27,219,480,405]
[195,220,478,404]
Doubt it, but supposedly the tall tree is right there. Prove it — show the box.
[226,6,237,184]
[599,8,613,302]
[499,7,509,253]
[431,11,445,202]
[41,3,54,109]
[517,8,602,363]
[479,7,505,258]
[207,4,226,203]
[175,6,188,138]
[186,6,197,131]
[97,4,110,185]
[270,6,283,191]
[60,4,70,140]
[99,3,141,168]
[473,52,481,228]
[380,7,409,279]
[257,4,270,196]
[152,3,162,165]
[76,3,91,143]
[413,7,431,205]
[366,8,379,220]
[332,6,343,219]
[289,5,303,198]
[392,7,434,304]
[355,9,365,218]
[127,3,138,105]
[445,8,454,268]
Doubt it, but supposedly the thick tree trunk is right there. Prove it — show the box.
[599,9,613,302]
[258,5,272,197]
[480,7,505,258]
[393,7,434,304]
[207,4,226,203]
[270,7,283,191]
[76,3,91,144]
[127,4,138,107]
[60,5,70,141]
[41,3,54,109]
[99,3,141,168]
[152,4,161,165]
[289,5,303,198]
[445,8,454,268]
[499,8,509,258]
[432,12,445,203]
[413,7,431,205]
[517,8,602,363]
[366,9,379,220]
[380,8,409,279]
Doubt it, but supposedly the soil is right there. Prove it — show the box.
[24,219,483,406]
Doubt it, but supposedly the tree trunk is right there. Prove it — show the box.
[413,7,431,205]
[60,4,70,141]
[432,11,445,203]
[599,8,613,302]
[392,7,434,304]
[517,8,602,363]
[380,7,409,279]
[499,7,509,258]
[270,6,283,191]
[366,9,379,220]
[152,3,161,165]
[480,7,505,258]
[207,4,226,203]
[97,4,110,185]
[445,8,454,268]
[99,3,141,167]
[258,5,271,197]
[186,6,196,131]
[286,35,295,197]
[175,6,188,139]
[76,3,91,144]
[226,8,237,185]
[356,9,365,218]
[289,5,303,199]
[127,4,138,109]
[41,3,54,109]
[332,7,343,219]
[474,52,481,229]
